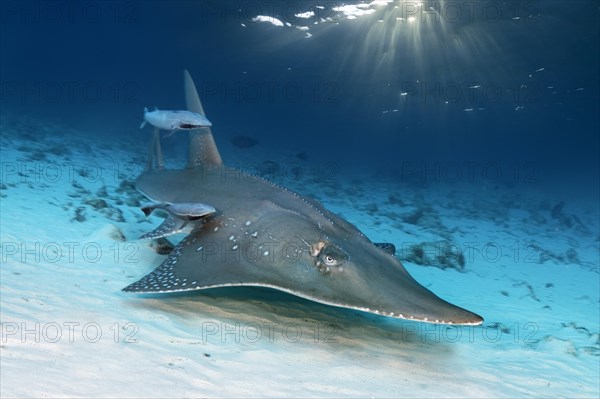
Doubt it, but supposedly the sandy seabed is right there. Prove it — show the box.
[1,116,598,398]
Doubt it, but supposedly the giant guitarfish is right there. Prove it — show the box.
[123,70,484,326]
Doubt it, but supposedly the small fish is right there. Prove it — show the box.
[142,202,216,219]
[231,135,259,149]
[140,202,216,239]
[140,107,212,132]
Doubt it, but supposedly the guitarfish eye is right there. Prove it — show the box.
[319,244,348,267]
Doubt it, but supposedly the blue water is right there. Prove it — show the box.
[1,0,598,191]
